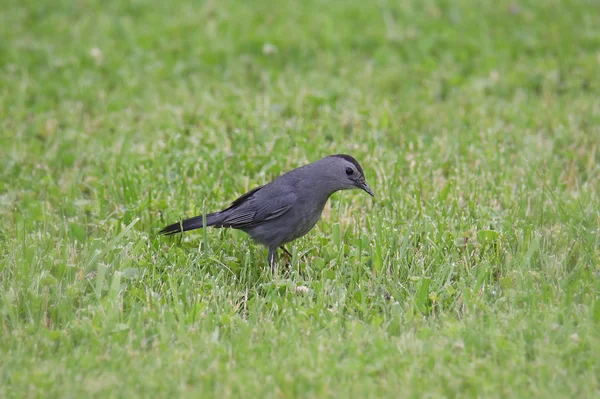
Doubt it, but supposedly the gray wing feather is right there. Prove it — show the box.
[221,212,255,226]
[221,189,296,228]
[261,205,292,221]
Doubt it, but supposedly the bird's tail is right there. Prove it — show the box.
[159,212,223,236]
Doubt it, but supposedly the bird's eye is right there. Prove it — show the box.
[345,167,354,175]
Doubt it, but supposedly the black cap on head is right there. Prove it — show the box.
[330,154,364,176]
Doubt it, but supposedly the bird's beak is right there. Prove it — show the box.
[360,181,374,197]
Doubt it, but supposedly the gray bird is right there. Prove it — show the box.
[160,154,374,267]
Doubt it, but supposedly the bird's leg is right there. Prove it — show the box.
[269,247,292,276]
[279,246,293,258]
[268,246,278,272]
[280,245,309,264]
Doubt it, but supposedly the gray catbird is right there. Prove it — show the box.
[160,154,374,267]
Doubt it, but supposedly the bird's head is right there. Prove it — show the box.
[317,154,374,197]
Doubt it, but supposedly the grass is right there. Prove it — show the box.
[1,0,600,397]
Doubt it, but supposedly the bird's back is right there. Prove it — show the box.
[225,163,331,247]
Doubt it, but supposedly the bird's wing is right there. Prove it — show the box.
[221,205,291,228]
[219,189,296,228]
[226,185,265,209]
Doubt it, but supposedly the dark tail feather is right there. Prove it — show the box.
[159,212,223,236]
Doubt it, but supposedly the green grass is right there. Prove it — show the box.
[1,0,600,397]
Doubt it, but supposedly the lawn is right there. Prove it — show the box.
[1,0,600,397]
